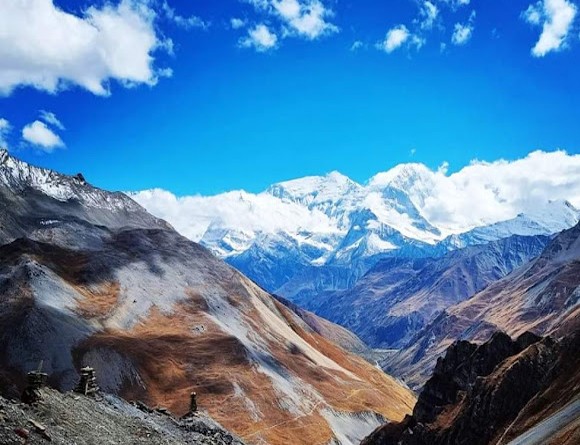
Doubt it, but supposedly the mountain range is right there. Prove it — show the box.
[381,220,580,389]
[132,165,580,305]
[303,234,552,349]
[1,149,579,445]
[0,149,416,445]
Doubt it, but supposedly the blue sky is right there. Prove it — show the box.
[0,0,579,195]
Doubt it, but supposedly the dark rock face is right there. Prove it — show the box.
[413,331,532,424]
[362,330,579,445]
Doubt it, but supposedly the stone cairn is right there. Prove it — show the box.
[21,361,48,404]
[181,391,198,419]
[74,366,99,396]
[190,392,198,413]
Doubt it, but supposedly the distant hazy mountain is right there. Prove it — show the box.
[303,234,551,349]
[382,221,580,390]
[0,150,416,445]
[133,164,580,304]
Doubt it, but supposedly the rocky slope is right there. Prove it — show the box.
[362,330,580,445]
[0,151,416,445]
[382,221,580,389]
[0,387,244,445]
[304,234,550,349]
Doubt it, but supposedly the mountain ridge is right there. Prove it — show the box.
[131,163,580,304]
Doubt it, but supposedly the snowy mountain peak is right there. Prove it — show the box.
[0,152,169,245]
[268,170,362,204]
[368,163,433,190]
[0,150,139,212]
[0,148,8,163]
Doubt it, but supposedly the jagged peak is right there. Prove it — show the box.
[0,150,148,215]
[368,162,433,190]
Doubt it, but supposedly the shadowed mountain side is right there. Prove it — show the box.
[362,331,580,445]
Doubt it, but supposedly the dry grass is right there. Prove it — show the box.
[74,282,121,320]
[73,289,416,445]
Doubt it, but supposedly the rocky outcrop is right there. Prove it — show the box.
[362,330,580,445]
[0,387,245,445]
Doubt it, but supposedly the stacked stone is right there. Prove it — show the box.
[181,392,198,419]
[21,368,48,404]
[74,367,99,396]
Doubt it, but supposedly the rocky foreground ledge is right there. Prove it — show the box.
[0,387,245,445]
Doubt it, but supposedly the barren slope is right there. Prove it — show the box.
[0,151,416,445]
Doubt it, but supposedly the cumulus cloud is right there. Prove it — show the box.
[451,11,476,45]
[0,118,11,148]
[245,0,338,43]
[130,188,335,242]
[22,120,64,151]
[378,25,411,53]
[240,24,279,51]
[231,17,247,29]
[350,40,364,51]
[161,1,208,30]
[272,0,338,39]
[0,0,173,96]
[523,0,577,57]
[442,0,471,9]
[418,1,439,30]
[371,150,580,232]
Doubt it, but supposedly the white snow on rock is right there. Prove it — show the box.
[130,152,580,268]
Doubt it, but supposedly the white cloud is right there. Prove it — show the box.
[246,0,338,40]
[22,120,64,151]
[231,17,247,29]
[451,11,476,45]
[419,1,439,30]
[240,24,279,51]
[415,150,580,231]
[0,118,11,148]
[131,150,580,244]
[378,25,410,53]
[273,0,338,39]
[130,188,335,242]
[350,40,364,51]
[440,0,471,10]
[0,0,173,96]
[39,110,65,130]
[162,1,208,30]
[523,0,577,57]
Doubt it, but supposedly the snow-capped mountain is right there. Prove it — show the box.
[131,162,580,302]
